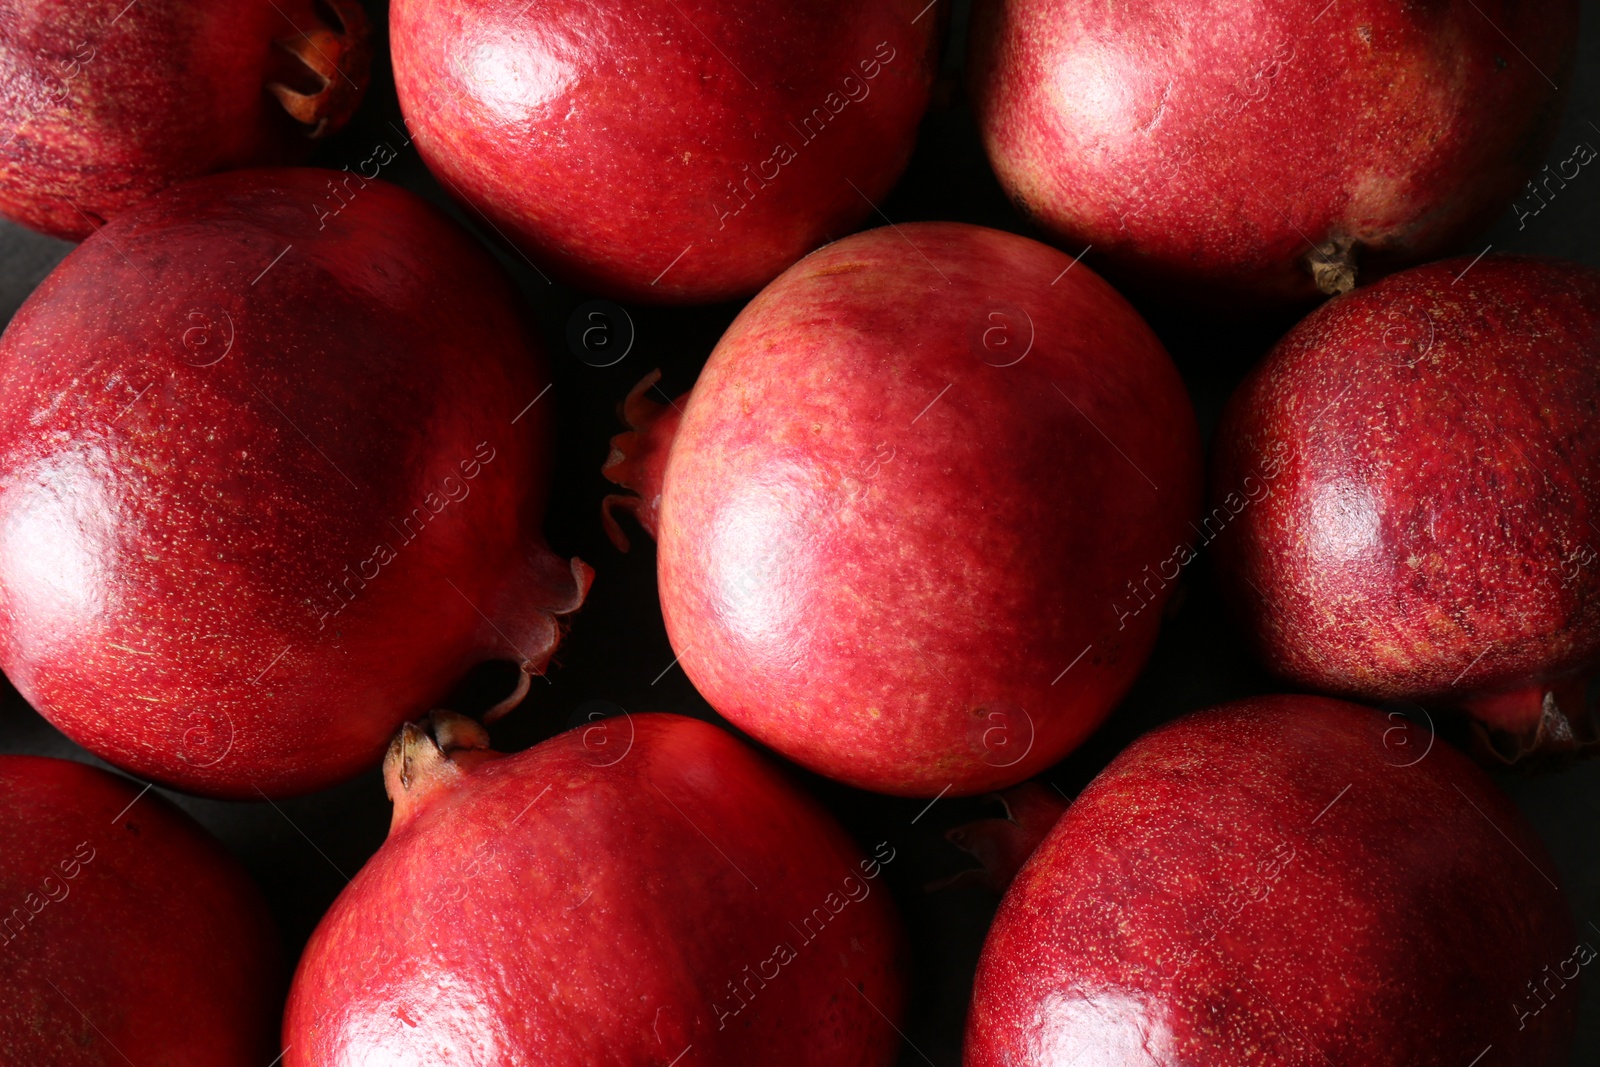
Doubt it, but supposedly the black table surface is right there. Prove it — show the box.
[2,2,1597,1063]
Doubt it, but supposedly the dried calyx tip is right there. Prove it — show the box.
[1308,235,1359,296]
[1469,682,1599,770]
[383,711,492,807]
[266,0,372,139]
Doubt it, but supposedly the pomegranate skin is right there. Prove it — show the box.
[969,0,1576,306]
[389,0,937,304]
[1213,256,1600,761]
[965,696,1578,1067]
[0,0,371,240]
[0,168,589,798]
[284,713,907,1066]
[0,755,281,1066]
[605,222,1202,797]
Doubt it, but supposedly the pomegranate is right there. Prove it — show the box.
[389,0,938,303]
[0,168,589,799]
[0,755,281,1064]
[968,0,1576,305]
[603,222,1201,796]
[965,695,1579,1066]
[0,0,371,240]
[1212,255,1600,762]
[284,712,907,1065]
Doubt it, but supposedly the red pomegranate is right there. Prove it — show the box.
[389,0,938,303]
[965,696,1579,1066]
[0,0,371,240]
[1212,255,1600,762]
[284,712,907,1065]
[0,168,589,798]
[604,222,1201,796]
[968,0,1576,305]
[0,755,281,1064]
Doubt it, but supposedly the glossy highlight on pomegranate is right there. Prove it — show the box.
[604,222,1201,796]
[1212,255,1600,762]
[965,696,1579,1066]
[389,0,938,303]
[0,168,589,798]
[284,712,906,1066]
[0,755,281,1065]
[0,0,371,240]
[969,0,1576,305]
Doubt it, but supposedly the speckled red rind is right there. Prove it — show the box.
[650,222,1201,797]
[283,713,907,1066]
[0,0,371,240]
[965,696,1578,1067]
[0,168,589,798]
[969,0,1576,306]
[1212,255,1600,754]
[0,755,282,1066]
[389,0,937,304]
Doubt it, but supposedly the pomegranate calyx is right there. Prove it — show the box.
[928,780,1072,894]
[1307,234,1359,296]
[1465,673,1598,768]
[476,546,593,723]
[601,369,688,551]
[384,711,498,830]
[266,0,373,139]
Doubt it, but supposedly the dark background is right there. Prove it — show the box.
[2,1,1598,1063]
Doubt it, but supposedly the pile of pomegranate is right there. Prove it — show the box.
[0,0,1592,1063]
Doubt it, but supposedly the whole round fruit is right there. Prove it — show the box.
[0,755,281,1064]
[389,0,938,303]
[284,712,907,1065]
[968,0,1576,305]
[1212,255,1600,762]
[0,0,371,240]
[603,222,1201,796]
[966,695,1579,1066]
[0,168,589,798]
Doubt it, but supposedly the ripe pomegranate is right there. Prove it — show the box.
[968,0,1576,305]
[966,695,1579,1066]
[0,168,589,798]
[389,0,938,303]
[1212,255,1600,763]
[1,755,281,1064]
[604,222,1201,796]
[0,0,371,240]
[284,712,907,1065]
